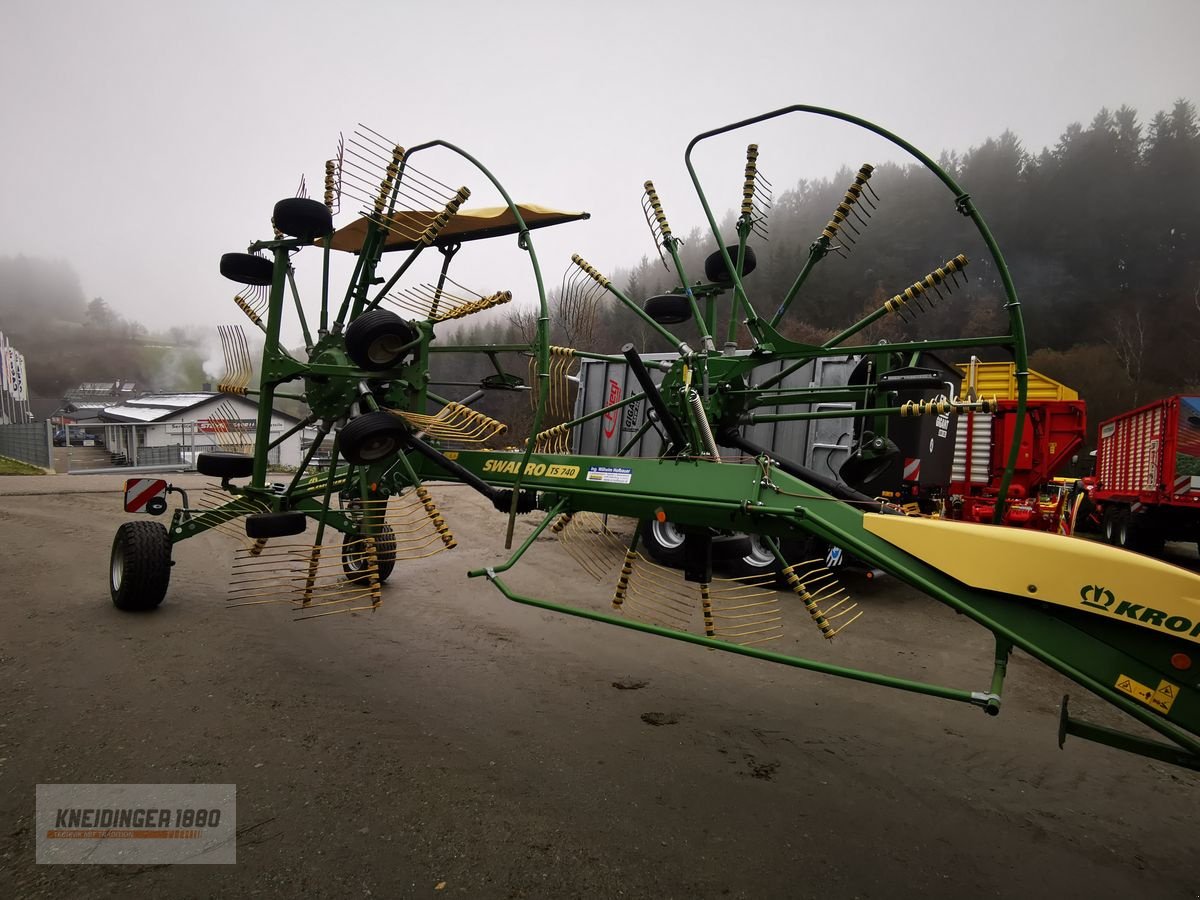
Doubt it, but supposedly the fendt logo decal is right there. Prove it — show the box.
[602,379,622,439]
[1080,584,1200,637]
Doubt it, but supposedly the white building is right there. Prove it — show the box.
[99,392,307,467]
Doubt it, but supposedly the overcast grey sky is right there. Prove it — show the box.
[1,0,1197,347]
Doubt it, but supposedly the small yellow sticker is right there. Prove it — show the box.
[444,451,459,460]
[1114,673,1178,714]
[545,464,580,479]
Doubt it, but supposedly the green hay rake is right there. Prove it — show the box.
[108,106,1200,772]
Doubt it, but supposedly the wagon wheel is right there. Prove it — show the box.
[110,521,172,611]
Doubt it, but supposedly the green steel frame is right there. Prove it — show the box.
[154,107,1199,772]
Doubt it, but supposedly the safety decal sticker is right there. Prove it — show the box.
[1114,673,1178,715]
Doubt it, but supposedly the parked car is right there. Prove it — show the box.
[53,428,104,447]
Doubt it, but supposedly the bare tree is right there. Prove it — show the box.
[1110,307,1147,405]
[506,306,538,345]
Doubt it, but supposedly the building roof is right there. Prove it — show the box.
[28,399,61,422]
[99,392,302,424]
[64,381,143,402]
[102,404,176,422]
[127,393,218,409]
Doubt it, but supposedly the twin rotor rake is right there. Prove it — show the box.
[103,105,1200,774]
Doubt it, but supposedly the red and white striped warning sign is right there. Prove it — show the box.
[124,478,168,513]
[903,457,921,482]
[1175,475,1198,496]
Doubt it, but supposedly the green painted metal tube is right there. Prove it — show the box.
[320,238,331,335]
[284,422,330,495]
[471,499,568,578]
[665,242,711,347]
[744,402,959,424]
[286,268,313,348]
[821,304,891,349]
[755,335,1015,394]
[682,105,1027,520]
[401,139,551,548]
[471,569,982,707]
[250,246,291,488]
[542,390,647,434]
[1061,713,1200,772]
[603,278,695,354]
[617,418,654,457]
[770,241,827,328]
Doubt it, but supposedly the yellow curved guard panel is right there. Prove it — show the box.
[863,514,1200,646]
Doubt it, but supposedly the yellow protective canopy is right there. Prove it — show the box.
[322,203,590,254]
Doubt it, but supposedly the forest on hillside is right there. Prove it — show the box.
[445,99,1200,444]
[0,256,210,398]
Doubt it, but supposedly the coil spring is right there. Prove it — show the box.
[741,144,759,218]
[884,254,969,314]
[643,180,672,240]
[571,254,611,289]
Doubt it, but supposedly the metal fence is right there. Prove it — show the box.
[53,421,283,474]
[0,421,52,468]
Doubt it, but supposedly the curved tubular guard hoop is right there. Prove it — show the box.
[401,139,551,549]
[683,105,1029,521]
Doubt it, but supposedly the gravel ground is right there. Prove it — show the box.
[1,475,1197,898]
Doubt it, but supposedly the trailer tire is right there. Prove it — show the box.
[643,294,691,325]
[337,412,406,465]
[703,245,757,283]
[245,511,308,539]
[1126,516,1164,555]
[219,252,274,286]
[273,197,333,243]
[1114,510,1131,549]
[344,309,418,371]
[725,533,781,580]
[342,524,397,584]
[725,534,822,585]
[197,451,255,479]
[640,518,689,567]
[1103,506,1125,546]
[110,521,172,611]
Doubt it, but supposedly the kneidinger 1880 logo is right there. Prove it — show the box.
[37,784,236,864]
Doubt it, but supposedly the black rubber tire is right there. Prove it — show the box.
[273,197,333,242]
[337,412,406,465]
[491,489,538,515]
[1103,506,1126,547]
[704,245,757,283]
[723,534,817,585]
[1114,509,1131,549]
[245,511,308,539]
[643,294,692,325]
[110,521,172,611]
[197,452,254,479]
[145,496,168,516]
[344,309,419,371]
[723,533,783,581]
[1126,515,1164,555]
[639,518,689,567]
[342,524,397,585]
[219,252,274,286]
